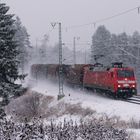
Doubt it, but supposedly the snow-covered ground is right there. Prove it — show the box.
[26,78,140,138]
[30,79,140,122]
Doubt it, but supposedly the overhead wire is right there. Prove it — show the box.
[64,6,140,30]
[47,6,140,49]
[44,5,140,63]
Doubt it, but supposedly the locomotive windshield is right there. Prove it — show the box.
[117,70,134,78]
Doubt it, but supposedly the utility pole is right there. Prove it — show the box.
[136,44,140,82]
[35,38,38,84]
[58,22,64,100]
[73,37,80,66]
[73,37,76,66]
[51,22,64,100]
[85,50,87,64]
[35,38,38,59]
[21,50,25,84]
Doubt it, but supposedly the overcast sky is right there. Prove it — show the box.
[3,0,140,50]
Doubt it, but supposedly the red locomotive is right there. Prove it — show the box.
[82,62,137,98]
[31,62,137,98]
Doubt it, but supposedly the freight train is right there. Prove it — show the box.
[31,62,137,98]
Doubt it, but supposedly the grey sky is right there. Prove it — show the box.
[3,0,140,49]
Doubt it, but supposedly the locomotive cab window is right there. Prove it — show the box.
[89,66,94,71]
[111,72,114,78]
[117,70,134,78]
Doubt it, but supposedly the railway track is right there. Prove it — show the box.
[126,95,140,105]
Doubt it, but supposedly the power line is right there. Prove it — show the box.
[94,7,139,23]
[65,6,140,29]
[37,6,140,47]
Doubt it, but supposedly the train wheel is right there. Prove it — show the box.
[113,94,118,99]
[123,94,128,99]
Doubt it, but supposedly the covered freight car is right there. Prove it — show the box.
[30,64,48,80]
[63,64,86,85]
[31,64,60,80]
[30,64,88,84]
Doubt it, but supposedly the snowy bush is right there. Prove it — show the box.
[0,116,130,140]
[4,91,139,139]
[5,91,95,122]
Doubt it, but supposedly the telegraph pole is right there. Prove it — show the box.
[58,22,64,100]
[35,38,38,61]
[73,37,76,66]
[21,50,25,84]
[35,38,38,84]
[73,37,80,66]
[51,22,64,100]
[85,50,87,64]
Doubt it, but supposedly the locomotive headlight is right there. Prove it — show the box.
[118,85,121,88]
[132,85,135,88]
[132,89,136,92]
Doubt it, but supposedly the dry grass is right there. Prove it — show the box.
[128,118,140,129]
[51,102,96,117]
[5,90,95,122]
[5,90,54,121]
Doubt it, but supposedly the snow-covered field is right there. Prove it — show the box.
[25,78,140,139]
[30,79,140,122]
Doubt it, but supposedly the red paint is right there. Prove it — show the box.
[83,64,137,95]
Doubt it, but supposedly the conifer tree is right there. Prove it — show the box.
[0,3,23,104]
[91,25,111,65]
[14,16,31,74]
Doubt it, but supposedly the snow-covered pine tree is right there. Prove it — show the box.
[116,32,130,66]
[0,3,24,105]
[14,16,31,74]
[39,34,49,63]
[131,31,140,64]
[110,34,120,62]
[131,31,140,87]
[91,25,111,65]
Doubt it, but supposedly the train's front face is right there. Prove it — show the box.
[116,68,137,97]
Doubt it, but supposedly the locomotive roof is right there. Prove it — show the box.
[111,67,134,70]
